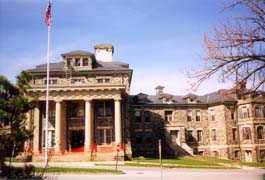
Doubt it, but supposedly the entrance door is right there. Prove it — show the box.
[170,130,180,145]
[245,150,253,162]
[71,130,84,150]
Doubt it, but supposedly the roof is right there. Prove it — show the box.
[130,90,237,105]
[61,50,94,57]
[27,60,131,73]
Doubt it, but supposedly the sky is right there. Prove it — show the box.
[0,0,246,95]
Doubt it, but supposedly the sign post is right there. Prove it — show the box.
[159,139,163,180]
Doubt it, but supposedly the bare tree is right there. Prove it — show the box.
[189,0,265,92]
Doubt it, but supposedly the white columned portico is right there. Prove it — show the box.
[85,99,92,151]
[115,99,122,145]
[33,103,40,153]
[55,100,62,152]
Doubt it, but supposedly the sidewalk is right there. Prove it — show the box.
[10,161,125,169]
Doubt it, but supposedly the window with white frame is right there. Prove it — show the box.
[242,127,251,140]
[97,127,112,145]
[197,130,203,142]
[232,128,238,141]
[211,129,217,141]
[186,130,194,142]
[97,101,112,117]
[209,109,215,121]
[196,110,201,121]
[187,110,192,122]
[239,106,250,119]
[75,58,81,66]
[135,111,141,122]
[255,107,263,118]
[257,126,264,139]
[165,111,173,122]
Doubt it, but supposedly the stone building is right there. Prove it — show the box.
[129,86,265,162]
[24,44,265,162]
[26,44,133,161]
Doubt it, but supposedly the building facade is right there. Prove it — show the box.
[130,86,265,162]
[26,44,133,161]
[24,44,265,162]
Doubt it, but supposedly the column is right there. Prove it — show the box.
[25,110,33,153]
[55,100,62,152]
[115,99,122,145]
[85,100,92,152]
[33,103,40,153]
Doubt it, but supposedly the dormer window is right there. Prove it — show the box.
[67,58,72,66]
[83,58,88,66]
[75,58,81,66]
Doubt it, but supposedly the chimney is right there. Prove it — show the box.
[94,44,114,62]
[155,85,165,96]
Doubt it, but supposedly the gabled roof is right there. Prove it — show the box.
[61,50,94,57]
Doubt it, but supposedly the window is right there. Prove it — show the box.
[242,127,251,140]
[231,108,236,120]
[239,107,249,119]
[70,102,79,117]
[97,128,112,145]
[212,151,218,157]
[97,79,103,83]
[197,130,203,142]
[255,107,263,118]
[97,78,110,83]
[165,111,173,122]
[75,58,81,66]
[144,111,150,122]
[83,58,88,66]
[66,58,72,66]
[135,111,141,122]
[48,103,55,118]
[97,101,112,117]
[186,130,194,142]
[105,78,110,83]
[71,79,83,84]
[187,110,192,122]
[260,150,265,161]
[211,129,217,141]
[209,109,215,121]
[135,136,142,144]
[234,150,240,159]
[257,126,264,139]
[196,110,201,121]
[44,79,58,85]
[198,151,204,156]
[232,128,238,141]
[145,136,153,144]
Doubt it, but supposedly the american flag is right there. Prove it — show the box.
[45,1,52,27]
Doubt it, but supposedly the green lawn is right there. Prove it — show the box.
[122,156,264,169]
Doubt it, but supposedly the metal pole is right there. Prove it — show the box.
[45,24,51,168]
[159,139,163,180]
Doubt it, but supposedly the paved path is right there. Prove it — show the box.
[11,162,265,180]
[55,167,265,180]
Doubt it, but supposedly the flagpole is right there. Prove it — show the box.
[45,25,50,167]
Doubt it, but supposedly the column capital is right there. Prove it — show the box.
[114,97,122,101]
[84,98,93,102]
[54,99,63,103]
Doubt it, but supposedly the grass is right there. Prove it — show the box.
[96,156,263,169]
[241,162,265,169]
